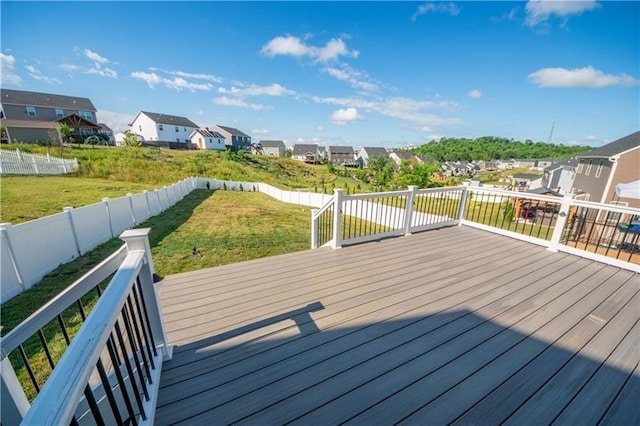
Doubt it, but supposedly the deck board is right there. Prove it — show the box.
[154,226,639,425]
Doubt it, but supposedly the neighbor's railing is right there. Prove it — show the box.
[0,229,172,426]
[0,149,79,175]
[312,186,640,271]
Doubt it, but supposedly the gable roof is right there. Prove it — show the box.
[0,89,96,111]
[260,140,285,148]
[543,158,578,172]
[132,111,198,128]
[216,125,251,138]
[190,128,225,139]
[361,147,388,157]
[98,123,114,133]
[576,131,640,159]
[329,145,354,155]
[292,144,318,155]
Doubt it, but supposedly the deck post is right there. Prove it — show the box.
[404,186,417,235]
[0,357,30,425]
[119,229,172,360]
[332,189,344,249]
[311,209,319,249]
[457,186,469,224]
[548,194,574,252]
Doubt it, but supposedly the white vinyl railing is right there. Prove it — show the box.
[312,186,640,272]
[0,149,79,175]
[0,229,172,426]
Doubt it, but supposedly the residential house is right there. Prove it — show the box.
[260,140,285,157]
[541,158,578,195]
[441,161,474,178]
[534,158,557,170]
[513,159,536,169]
[328,146,357,166]
[571,131,640,207]
[0,88,100,144]
[496,159,517,170]
[357,146,388,167]
[189,128,226,151]
[389,151,423,167]
[129,111,198,149]
[292,144,320,163]
[209,125,252,152]
[511,173,543,191]
[97,123,115,145]
[318,145,327,162]
[114,131,144,147]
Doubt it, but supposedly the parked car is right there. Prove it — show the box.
[518,203,537,220]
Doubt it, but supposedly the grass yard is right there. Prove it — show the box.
[0,189,311,399]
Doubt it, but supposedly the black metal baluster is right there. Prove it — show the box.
[37,330,55,371]
[132,284,155,370]
[113,318,146,421]
[121,300,150,401]
[17,344,40,393]
[96,348,125,425]
[108,328,141,424]
[135,279,157,358]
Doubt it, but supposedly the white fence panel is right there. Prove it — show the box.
[0,149,78,175]
[107,197,134,235]
[0,228,22,302]
[147,191,162,216]
[130,193,151,224]
[69,203,112,253]
[10,213,79,288]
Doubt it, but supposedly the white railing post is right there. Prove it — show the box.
[119,229,172,359]
[0,357,30,425]
[457,186,469,224]
[63,207,82,256]
[102,198,114,237]
[0,223,25,293]
[548,194,574,252]
[332,189,344,249]
[404,186,417,235]
[311,209,318,249]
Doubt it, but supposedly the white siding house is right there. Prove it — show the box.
[129,111,198,146]
[189,128,226,150]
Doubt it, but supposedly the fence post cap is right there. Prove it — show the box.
[120,228,150,239]
[0,222,12,229]
[63,206,73,212]
[126,193,133,196]
[102,197,110,202]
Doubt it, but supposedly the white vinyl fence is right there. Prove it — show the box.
[0,149,79,175]
[0,177,332,303]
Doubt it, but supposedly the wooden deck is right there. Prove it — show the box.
[154,226,640,425]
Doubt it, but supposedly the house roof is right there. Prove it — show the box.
[190,129,225,139]
[361,147,388,157]
[390,151,413,160]
[329,146,354,155]
[133,111,198,128]
[216,125,251,138]
[576,131,640,159]
[0,89,96,111]
[98,123,113,133]
[527,187,562,196]
[292,144,318,155]
[57,113,101,129]
[543,158,578,172]
[260,140,285,148]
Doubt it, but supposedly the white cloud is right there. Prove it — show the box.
[331,107,363,125]
[86,63,117,79]
[1,53,22,85]
[84,49,109,64]
[25,65,61,84]
[583,134,598,141]
[219,83,294,97]
[317,125,325,132]
[261,35,359,63]
[131,71,213,91]
[97,109,134,133]
[59,63,80,72]
[149,68,223,83]
[525,0,600,27]
[212,96,266,111]
[252,129,269,135]
[412,2,460,21]
[323,64,379,91]
[529,66,639,88]
[467,89,482,99]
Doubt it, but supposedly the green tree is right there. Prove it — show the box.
[58,123,73,144]
[123,132,142,147]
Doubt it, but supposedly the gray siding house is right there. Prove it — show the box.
[210,125,252,152]
[328,146,357,166]
[1,89,99,144]
[357,147,388,167]
[292,144,320,163]
[571,131,640,207]
[541,159,578,195]
[260,140,285,157]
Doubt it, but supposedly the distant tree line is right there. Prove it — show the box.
[412,136,591,162]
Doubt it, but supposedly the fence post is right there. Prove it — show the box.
[63,207,82,256]
[457,186,469,224]
[155,189,163,212]
[127,193,137,225]
[0,357,30,425]
[0,223,25,293]
[404,186,417,235]
[332,189,343,249]
[548,194,574,252]
[119,229,171,358]
[311,209,318,249]
[143,190,152,217]
[102,198,114,237]
[31,157,39,175]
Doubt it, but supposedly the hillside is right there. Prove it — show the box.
[412,136,591,162]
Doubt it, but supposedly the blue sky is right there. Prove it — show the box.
[1,1,638,149]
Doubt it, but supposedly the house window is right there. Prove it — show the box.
[584,160,593,176]
[176,138,180,142]
[175,126,179,132]
[576,161,584,174]
[26,106,36,117]
[79,111,93,121]
[159,124,164,131]
[595,160,604,178]
[183,127,187,131]
[55,108,64,118]
[139,125,142,132]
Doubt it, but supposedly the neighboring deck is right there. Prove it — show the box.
[155,226,640,425]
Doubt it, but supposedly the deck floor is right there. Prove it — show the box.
[155,226,639,425]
